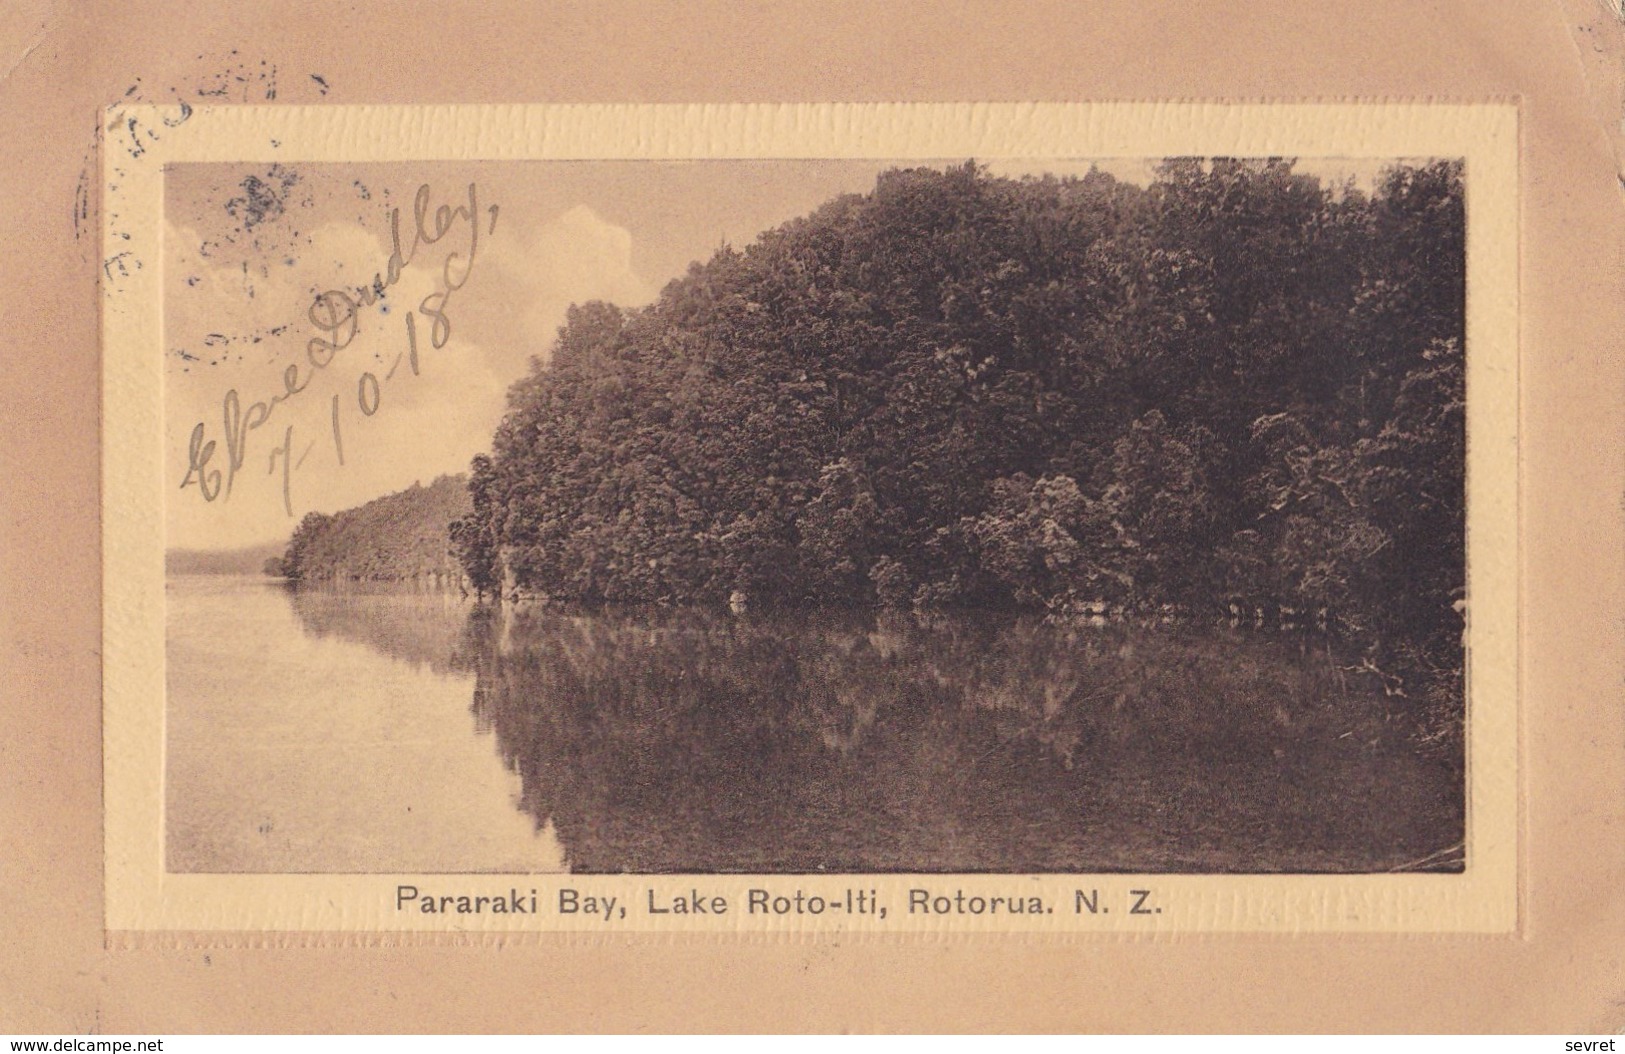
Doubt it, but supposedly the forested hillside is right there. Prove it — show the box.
[452,159,1465,724]
[167,541,287,576]
[279,474,471,586]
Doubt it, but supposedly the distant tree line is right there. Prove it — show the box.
[449,159,1465,715]
[165,542,288,576]
[279,474,471,585]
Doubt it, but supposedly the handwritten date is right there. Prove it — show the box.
[181,182,497,516]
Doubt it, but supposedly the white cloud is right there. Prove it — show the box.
[166,201,655,550]
[476,203,656,376]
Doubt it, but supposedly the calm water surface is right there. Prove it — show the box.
[166,575,1463,874]
[166,575,564,872]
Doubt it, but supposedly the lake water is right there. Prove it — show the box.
[165,575,1464,874]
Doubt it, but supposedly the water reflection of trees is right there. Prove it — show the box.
[462,606,1464,874]
[288,585,475,677]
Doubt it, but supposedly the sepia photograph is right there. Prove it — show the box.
[161,153,1469,877]
[4,0,1611,1031]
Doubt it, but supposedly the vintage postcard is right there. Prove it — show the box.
[101,102,1518,935]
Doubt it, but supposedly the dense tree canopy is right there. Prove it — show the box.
[451,159,1466,707]
[282,474,471,584]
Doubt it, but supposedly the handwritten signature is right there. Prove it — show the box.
[181,182,499,516]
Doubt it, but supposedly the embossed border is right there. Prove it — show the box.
[102,102,1519,934]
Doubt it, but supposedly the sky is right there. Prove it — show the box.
[163,156,1419,551]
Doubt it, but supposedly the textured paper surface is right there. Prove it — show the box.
[5,0,1625,1033]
